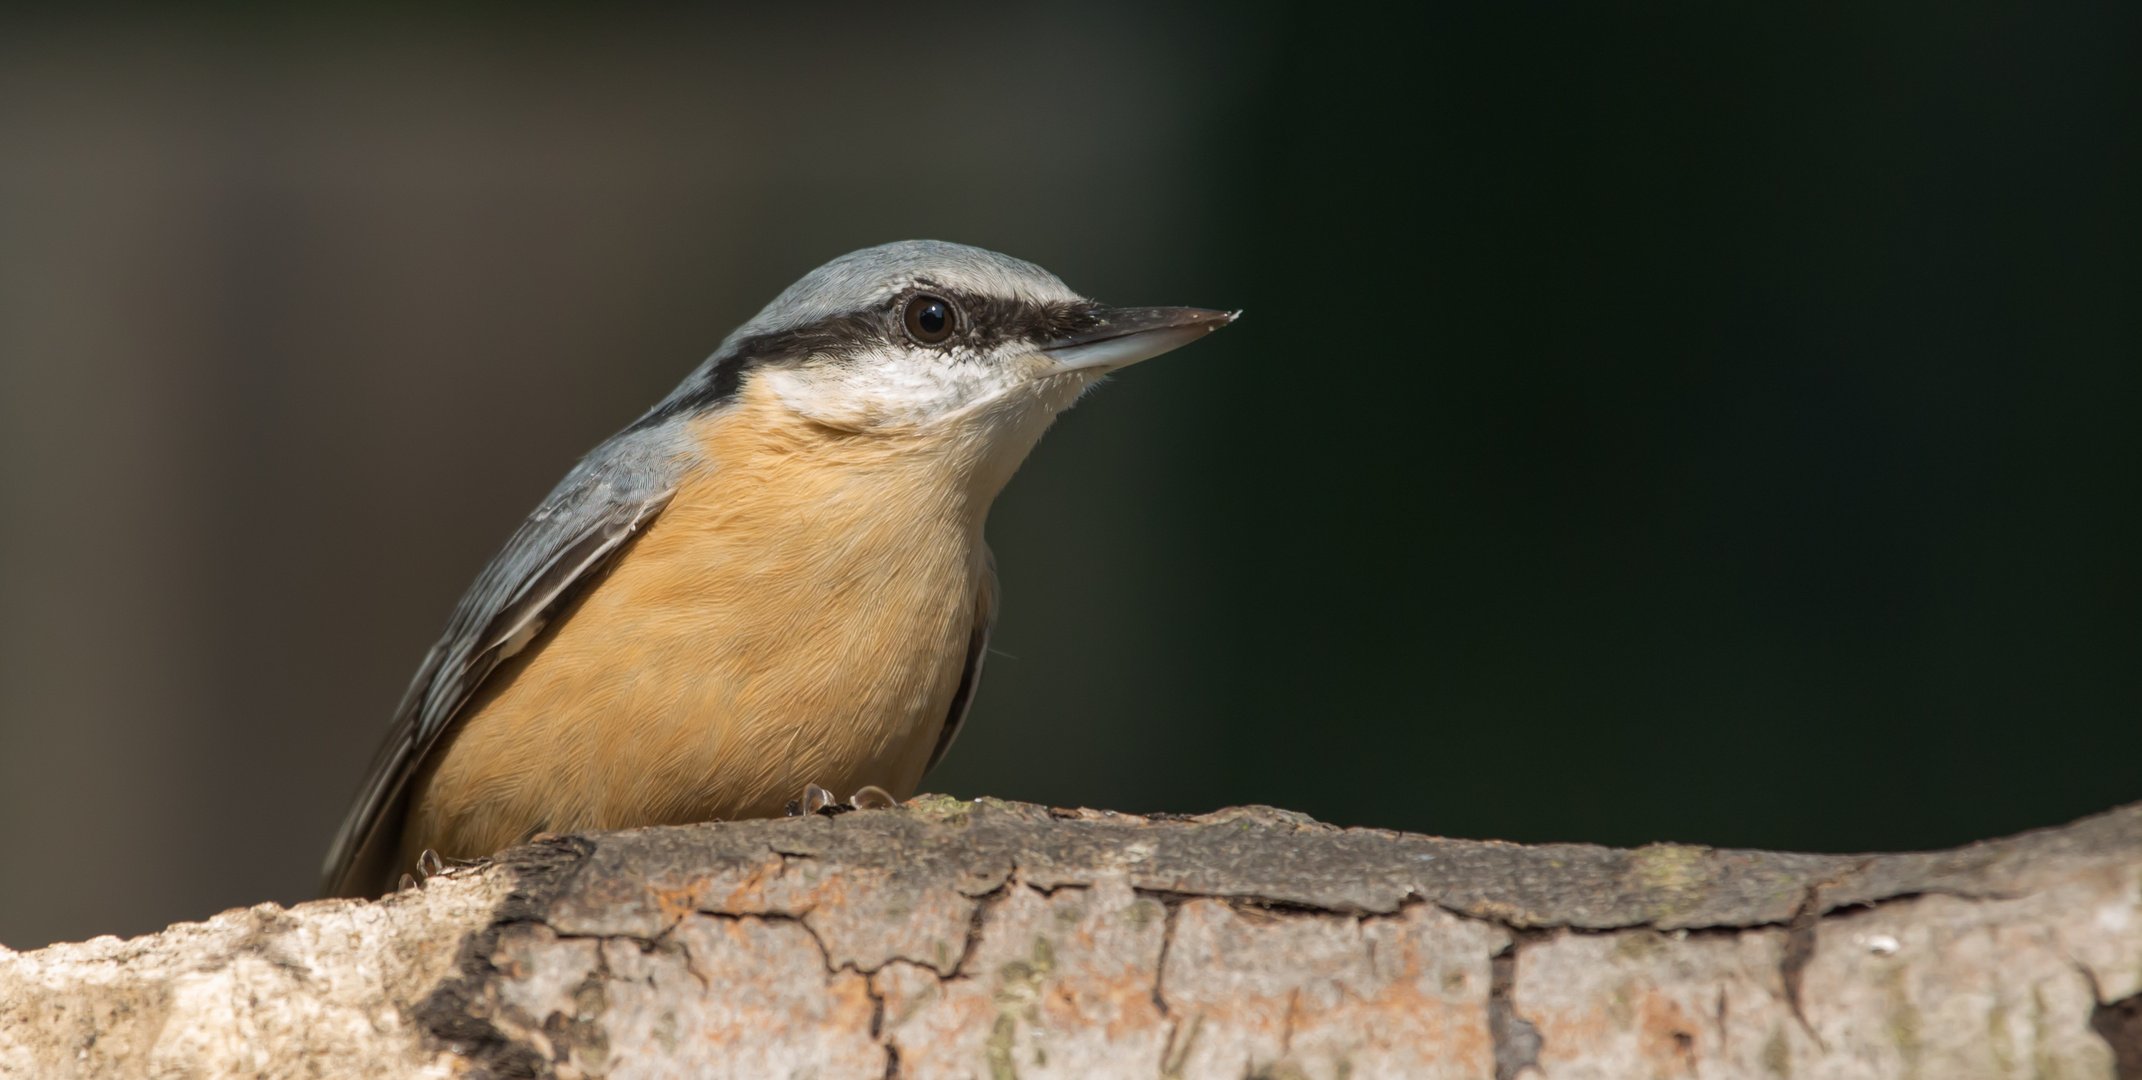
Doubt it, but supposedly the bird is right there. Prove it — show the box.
[319,239,1234,898]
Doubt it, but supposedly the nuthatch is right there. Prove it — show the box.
[321,240,1233,897]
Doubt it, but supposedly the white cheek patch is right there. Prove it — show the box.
[763,346,1052,431]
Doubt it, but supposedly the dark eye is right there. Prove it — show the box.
[903,294,956,345]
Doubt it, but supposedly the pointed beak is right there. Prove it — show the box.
[1038,306,1238,375]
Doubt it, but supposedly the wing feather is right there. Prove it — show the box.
[925,551,997,776]
[320,427,687,897]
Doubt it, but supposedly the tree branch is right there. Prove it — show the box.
[6,797,2141,1078]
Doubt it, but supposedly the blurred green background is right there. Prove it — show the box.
[1,3,2136,950]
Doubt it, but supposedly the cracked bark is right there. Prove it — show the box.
[5,797,2142,1079]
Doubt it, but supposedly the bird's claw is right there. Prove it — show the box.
[786,782,894,817]
[848,785,896,810]
[788,782,842,817]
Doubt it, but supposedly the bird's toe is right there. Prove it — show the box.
[848,785,896,810]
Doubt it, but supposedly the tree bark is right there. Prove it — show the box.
[5,796,2141,1079]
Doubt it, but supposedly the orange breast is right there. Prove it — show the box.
[403,380,992,864]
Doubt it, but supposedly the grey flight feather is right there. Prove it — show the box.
[926,551,998,776]
[319,422,691,897]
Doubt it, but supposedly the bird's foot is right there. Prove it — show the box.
[786,782,843,817]
[783,782,895,817]
[847,785,897,810]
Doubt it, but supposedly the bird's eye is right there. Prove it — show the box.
[903,294,957,345]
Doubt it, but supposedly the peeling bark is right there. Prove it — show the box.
[5,797,2142,1078]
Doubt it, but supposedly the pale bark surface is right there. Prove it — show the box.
[5,796,2142,1079]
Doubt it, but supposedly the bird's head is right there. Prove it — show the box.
[659,240,1234,437]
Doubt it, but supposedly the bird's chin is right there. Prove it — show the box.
[920,368,1095,432]
[1027,362,1110,392]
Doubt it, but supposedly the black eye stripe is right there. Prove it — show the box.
[902,289,1099,349]
[627,290,1107,431]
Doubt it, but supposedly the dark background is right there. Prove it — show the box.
[1,3,2135,950]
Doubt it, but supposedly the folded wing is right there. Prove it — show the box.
[319,427,688,897]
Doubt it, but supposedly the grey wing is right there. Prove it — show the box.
[319,427,686,897]
[925,549,997,776]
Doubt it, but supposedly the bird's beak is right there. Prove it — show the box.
[1038,306,1238,375]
